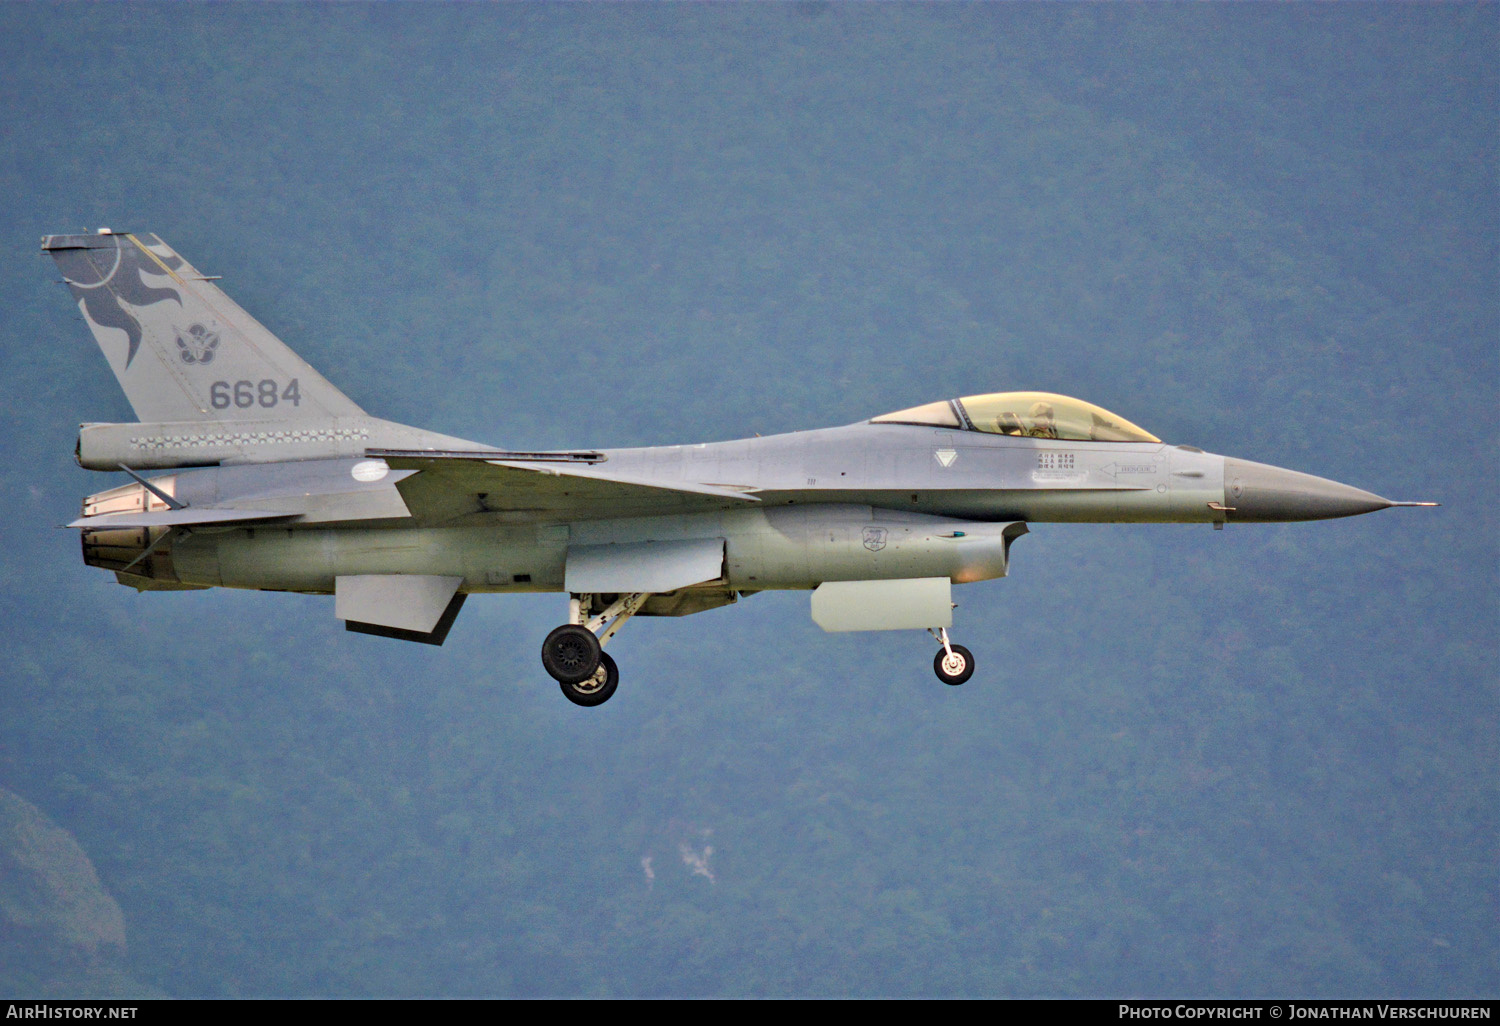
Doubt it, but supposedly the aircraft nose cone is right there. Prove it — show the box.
[1223,457,1392,522]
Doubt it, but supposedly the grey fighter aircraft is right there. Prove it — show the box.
[46,230,1437,705]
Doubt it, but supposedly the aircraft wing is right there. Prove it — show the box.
[371,449,760,523]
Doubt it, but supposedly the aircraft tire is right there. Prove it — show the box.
[542,624,601,685]
[933,644,974,686]
[560,651,618,707]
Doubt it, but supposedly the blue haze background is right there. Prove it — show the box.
[0,2,1494,997]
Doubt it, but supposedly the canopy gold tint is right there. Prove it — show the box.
[960,392,1159,442]
[868,400,961,429]
[872,392,1158,443]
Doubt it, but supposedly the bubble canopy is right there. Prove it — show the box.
[870,392,1160,443]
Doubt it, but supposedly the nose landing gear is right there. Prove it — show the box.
[929,627,974,686]
[541,593,648,706]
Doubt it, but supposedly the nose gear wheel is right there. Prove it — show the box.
[933,643,974,686]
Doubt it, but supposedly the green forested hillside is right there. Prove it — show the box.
[0,3,1493,997]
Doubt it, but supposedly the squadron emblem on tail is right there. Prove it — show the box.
[174,323,220,365]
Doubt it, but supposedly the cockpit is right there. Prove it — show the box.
[870,391,1160,443]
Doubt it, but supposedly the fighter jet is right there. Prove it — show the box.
[46,231,1437,705]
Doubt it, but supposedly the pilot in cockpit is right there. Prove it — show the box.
[1027,401,1060,439]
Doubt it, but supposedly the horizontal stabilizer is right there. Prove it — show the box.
[69,507,299,529]
[566,538,726,594]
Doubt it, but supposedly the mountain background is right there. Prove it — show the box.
[0,3,1493,998]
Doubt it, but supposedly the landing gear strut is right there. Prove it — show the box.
[929,627,974,686]
[541,593,648,706]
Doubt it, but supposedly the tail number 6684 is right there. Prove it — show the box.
[209,379,301,410]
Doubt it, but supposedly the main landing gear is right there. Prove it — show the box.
[541,593,648,706]
[541,596,975,701]
[929,627,974,686]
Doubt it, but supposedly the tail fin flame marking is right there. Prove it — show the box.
[44,231,365,424]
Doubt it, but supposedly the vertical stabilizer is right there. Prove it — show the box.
[43,231,366,424]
